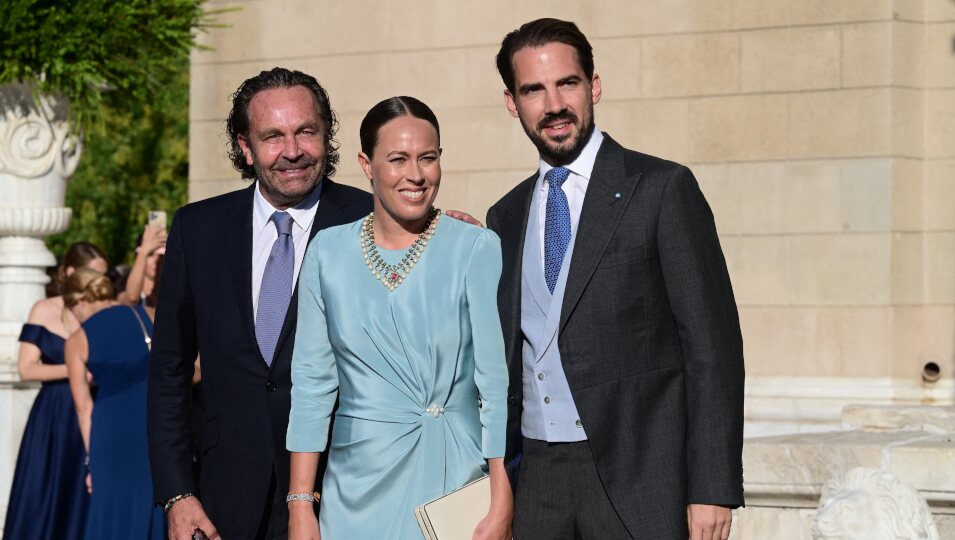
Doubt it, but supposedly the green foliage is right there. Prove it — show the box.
[0,0,229,264]
[0,0,217,133]
[45,66,190,265]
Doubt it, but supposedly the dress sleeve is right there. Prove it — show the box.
[465,229,508,459]
[18,323,43,346]
[287,234,340,452]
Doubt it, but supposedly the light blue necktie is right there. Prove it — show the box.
[256,211,294,366]
[544,167,572,294]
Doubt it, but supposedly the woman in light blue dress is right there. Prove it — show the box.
[287,97,512,539]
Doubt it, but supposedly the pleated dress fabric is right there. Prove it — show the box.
[288,216,508,539]
[3,324,89,540]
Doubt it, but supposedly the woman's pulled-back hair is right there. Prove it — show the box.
[53,242,109,295]
[63,268,114,308]
[359,96,440,158]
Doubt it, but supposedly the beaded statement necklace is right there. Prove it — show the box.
[360,207,440,292]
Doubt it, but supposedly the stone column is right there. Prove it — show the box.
[0,82,80,527]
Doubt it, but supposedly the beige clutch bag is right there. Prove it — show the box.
[415,475,490,540]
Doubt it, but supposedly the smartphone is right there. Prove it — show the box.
[148,210,167,230]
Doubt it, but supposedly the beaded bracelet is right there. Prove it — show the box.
[286,491,321,504]
[163,492,195,513]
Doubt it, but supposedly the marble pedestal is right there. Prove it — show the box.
[732,406,955,539]
[0,82,79,531]
[0,379,37,531]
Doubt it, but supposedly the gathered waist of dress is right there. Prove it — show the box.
[336,389,481,424]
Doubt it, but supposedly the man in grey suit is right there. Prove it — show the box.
[486,18,745,540]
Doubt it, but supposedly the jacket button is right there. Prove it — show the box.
[266,381,277,392]
[507,395,518,405]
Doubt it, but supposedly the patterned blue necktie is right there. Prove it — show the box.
[256,211,294,366]
[544,166,572,294]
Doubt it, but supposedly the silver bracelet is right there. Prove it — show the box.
[286,491,320,504]
[163,492,194,513]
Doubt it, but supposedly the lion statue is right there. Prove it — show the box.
[812,467,938,540]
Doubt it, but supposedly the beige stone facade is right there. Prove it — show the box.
[190,1,955,434]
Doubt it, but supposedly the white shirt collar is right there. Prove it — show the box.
[538,127,605,189]
[252,180,323,233]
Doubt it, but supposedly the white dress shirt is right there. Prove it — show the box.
[251,181,322,319]
[535,128,604,268]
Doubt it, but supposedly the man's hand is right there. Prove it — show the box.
[167,496,219,540]
[687,504,732,540]
[444,209,484,228]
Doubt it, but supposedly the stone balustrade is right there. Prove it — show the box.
[733,405,955,539]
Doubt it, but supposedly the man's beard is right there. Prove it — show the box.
[522,108,595,166]
[253,153,324,207]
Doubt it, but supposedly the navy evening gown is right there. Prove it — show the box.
[3,324,89,540]
[82,304,164,539]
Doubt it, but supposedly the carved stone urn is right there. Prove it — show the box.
[0,82,81,377]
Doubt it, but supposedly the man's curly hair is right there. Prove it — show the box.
[225,67,340,179]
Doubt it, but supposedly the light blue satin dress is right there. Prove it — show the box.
[288,215,508,539]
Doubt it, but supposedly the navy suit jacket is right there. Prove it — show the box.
[147,180,372,538]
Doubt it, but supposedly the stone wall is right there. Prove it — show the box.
[188,0,955,434]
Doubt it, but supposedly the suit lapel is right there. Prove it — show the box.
[270,179,353,373]
[521,187,552,314]
[225,184,259,363]
[308,179,352,240]
[560,137,642,332]
[498,176,537,365]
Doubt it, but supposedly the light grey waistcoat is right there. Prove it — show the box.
[520,182,587,442]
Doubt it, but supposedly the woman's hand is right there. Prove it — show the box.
[473,458,513,539]
[288,504,320,540]
[140,223,168,256]
[116,224,167,305]
[472,507,512,540]
[288,452,322,539]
